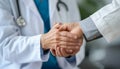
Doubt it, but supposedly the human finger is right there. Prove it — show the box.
[56,47,62,57]
[50,49,56,56]
[59,31,77,39]
[53,23,62,29]
[60,48,71,57]
[60,45,80,50]
[58,41,81,47]
[65,49,74,54]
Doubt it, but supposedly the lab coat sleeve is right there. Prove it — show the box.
[90,0,120,42]
[80,17,102,41]
[0,1,49,63]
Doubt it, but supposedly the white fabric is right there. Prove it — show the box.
[0,0,85,69]
[90,0,120,42]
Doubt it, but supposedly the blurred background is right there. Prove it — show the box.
[76,0,120,69]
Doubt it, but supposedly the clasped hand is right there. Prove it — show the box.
[41,23,83,57]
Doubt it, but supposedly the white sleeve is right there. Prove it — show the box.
[90,0,120,42]
[0,1,49,63]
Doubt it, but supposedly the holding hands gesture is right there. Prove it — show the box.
[41,23,83,57]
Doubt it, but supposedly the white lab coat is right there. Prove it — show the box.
[90,0,120,42]
[0,0,85,69]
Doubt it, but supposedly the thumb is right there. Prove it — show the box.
[70,27,83,38]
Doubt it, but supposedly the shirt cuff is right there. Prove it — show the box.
[65,56,76,66]
[80,17,102,41]
[40,46,50,60]
[39,35,50,62]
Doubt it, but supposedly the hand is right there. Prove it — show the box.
[59,23,83,38]
[41,23,79,51]
[50,40,81,57]
[50,23,83,57]
[50,47,73,57]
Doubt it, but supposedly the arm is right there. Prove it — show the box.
[90,0,120,42]
[80,0,120,42]
[56,23,85,66]
[80,17,102,41]
[0,1,49,63]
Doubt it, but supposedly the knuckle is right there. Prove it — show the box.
[54,35,59,40]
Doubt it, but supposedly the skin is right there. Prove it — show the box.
[51,23,83,57]
[41,23,83,57]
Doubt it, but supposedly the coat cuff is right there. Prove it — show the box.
[65,56,76,66]
[80,17,102,41]
[39,35,50,62]
[31,35,50,62]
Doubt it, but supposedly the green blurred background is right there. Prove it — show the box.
[78,0,109,19]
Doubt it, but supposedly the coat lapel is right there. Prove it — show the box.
[23,0,57,21]
[22,0,40,18]
[22,0,58,29]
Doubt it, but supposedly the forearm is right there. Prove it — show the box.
[80,17,102,41]
[90,0,120,42]
[0,33,49,63]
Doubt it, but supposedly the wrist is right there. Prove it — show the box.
[41,34,48,50]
